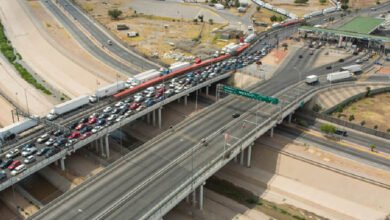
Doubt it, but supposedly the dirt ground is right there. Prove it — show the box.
[0,187,39,218]
[251,8,287,32]
[75,0,235,64]
[27,1,124,83]
[0,0,112,98]
[265,0,331,17]
[0,52,56,117]
[21,175,63,205]
[349,0,382,8]
[333,92,390,132]
[0,201,20,220]
[0,96,15,127]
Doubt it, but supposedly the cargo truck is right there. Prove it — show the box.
[305,75,319,84]
[0,118,39,142]
[126,69,162,88]
[89,81,126,103]
[326,71,354,82]
[46,95,90,120]
[340,64,362,73]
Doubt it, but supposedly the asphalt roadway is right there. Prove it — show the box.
[276,125,390,170]
[44,0,161,74]
[30,40,367,219]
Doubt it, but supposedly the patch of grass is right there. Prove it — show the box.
[0,21,52,95]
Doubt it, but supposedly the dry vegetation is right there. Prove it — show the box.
[76,0,235,64]
[333,92,390,132]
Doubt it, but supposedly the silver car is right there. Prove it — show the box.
[21,147,37,157]
[24,155,36,164]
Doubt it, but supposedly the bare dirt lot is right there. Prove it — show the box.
[75,0,235,64]
[349,0,382,8]
[0,0,112,98]
[332,92,390,132]
[251,8,287,32]
[0,96,15,127]
[265,0,331,17]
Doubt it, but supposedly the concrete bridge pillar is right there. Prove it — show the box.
[246,144,252,168]
[105,134,110,158]
[234,154,238,163]
[184,95,188,106]
[338,35,342,47]
[60,157,66,171]
[199,182,205,210]
[147,112,151,124]
[288,113,293,124]
[206,86,209,96]
[100,138,104,157]
[269,127,274,138]
[192,190,197,207]
[240,149,244,165]
[158,107,163,129]
[153,110,156,126]
[95,140,99,153]
[186,195,190,203]
[177,97,181,103]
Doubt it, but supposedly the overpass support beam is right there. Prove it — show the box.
[247,144,253,168]
[60,157,66,171]
[100,138,104,157]
[192,190,197,207]
[153,110,156,126]
[105,135,110,158]
[184,95,188,106]
[269,127,274,138]
[158,107,162,129]
[199,182,205,210]
[288,113,293,124]
[240,149,244,165]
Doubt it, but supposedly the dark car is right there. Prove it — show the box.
[232,113,240,118]
[0,159,13,169]
[299,55,303,58]
[69,122,79,130]
[111,108,120,114]
[97,119,106,126]
[98,113,109,119]
[79,117,89,124]
[119,108,128,115]
[326,65,332,70]
[45,148,60,158]
[53,129,63,137]
[338,58,344,62]
[124,97,133,103]
[53,138,68,147]
[80,125,93,134]
[335,129,348,136]
[22,143,35,151]
[0,171,6,181]
[37,147,51,156]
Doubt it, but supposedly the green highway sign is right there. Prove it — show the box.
[222,85,279,104]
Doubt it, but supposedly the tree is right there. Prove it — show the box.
[320,124,336,135]
[234,0,240,7]
[374,125,378,130]
[348,114,355,121]
[198,15,204,23]
[209,18,214,25]
[370,144,376,152]
[341,4,349,10]
[256,6,261,12]
[360,120,366,126]
[193,18,198,24]
[108,9,122,20]
[319,0,326,4]
[365,86,371,97]
[270,15,277,22]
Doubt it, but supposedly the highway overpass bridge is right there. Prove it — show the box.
[28,79,390,220]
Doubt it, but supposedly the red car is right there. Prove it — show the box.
[80,132,92,140]
[75,123,86,131]
[8,160,21,170]
[69,131,81,139]
[88,117,97,124]
[129,102,141,110]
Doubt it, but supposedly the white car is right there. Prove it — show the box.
[92,126,102,133]
[11,164,26,176]
[107,114,117,121]
[37,133,50,143]
[115,115,125,122]
[45,138,56,146]
[115,101,124,107]
[65,139,77,148]
[124,110,132,117]
[103,106,113,113]
[136,106,144,111]
[5,149,20,159]
[24,155,36,164]
[21,147,37,157]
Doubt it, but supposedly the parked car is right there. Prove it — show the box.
[6,149,20,159]
[0,159,13,169]
[37,147,51,156]
[98,113,109,119]
[37,133,50,143]
[21,147,37,157]
[88,117,97,124]
[53,138,68,147]
[21,143,35,151]
[103,106,113,113]
[97,119,106,126]
[0,171,6,181]
[79,117,89,124]
[11,164,26,176]
[45,138,56,146]
[115,101,124,107]
[8,160,21,170]
[75,123,86,131]
[52,129,63,137]
[130,102,141,110]
[69,131,81,139]
[80,132,92,140]
[69,122,79,130]
[107,114,117,121]
[45,148,60,158]
[335,129,348,136]
[24,155,36,164]
[80,125,93,134]
[65,139,77,148]
[92,126,103,133]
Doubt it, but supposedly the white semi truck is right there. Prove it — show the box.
[89,81,126,103]
[0,118,39,142]
[326,71,354,82]
[46,95,90,120]
[340,64,362,73]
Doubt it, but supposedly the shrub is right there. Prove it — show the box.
[312,104,322,112]
[374,125,378,130]
[108,9,122,20]
[320,124,336,134]
[360,120,366,126]
[348,114,355,121]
